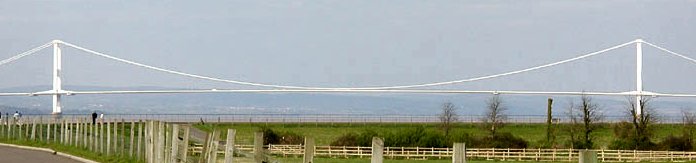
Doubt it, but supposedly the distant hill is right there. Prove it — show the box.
[0,85,694,116]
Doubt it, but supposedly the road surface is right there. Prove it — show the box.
[0,145,82,163]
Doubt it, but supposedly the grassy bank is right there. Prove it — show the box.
[0,138,140,163]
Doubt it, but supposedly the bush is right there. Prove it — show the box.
[278,131,304,145]
[446,131,475,147]
[609,137,657,150]
[260,127,280,145]
[330,130,379,146]
[384,127,447,148]
[479,132,528,148]
[608,122,656,150]
[356,130,379,146]
[331,133,358,146]
[658,135,693,151]
[259,127,304,145]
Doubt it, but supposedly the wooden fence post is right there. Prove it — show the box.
[165,124,171,163]
[121,119,126,155]
[181,126,190,163]
[157,121,165,163]
[54,119,58,143]
[93,120,98,152]
[304,137,315,163]
[198,130,210,163]
[60,119,65,144]
[130,121,135,157]
[254,131,264,163]
[114,120,119,155]
[146,121,154,163]
[30,118,36,140]
[170,124,180,163]
[208,130,220,163]
[83,118,88,148]
[224,129,236,163]
[99,119,103,154]
[371,137,384,163]
[138,120,144,160]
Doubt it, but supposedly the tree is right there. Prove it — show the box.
[565,95,603,149]
[482,95,506,136]
[626,97,659,149]
[439,102,459,137]
[578,95,602,148]
[681,110,696,143]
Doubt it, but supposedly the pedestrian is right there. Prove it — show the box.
[13,111,19,125]
[92,111,98,125]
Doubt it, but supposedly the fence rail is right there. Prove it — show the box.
[190,144,696,162]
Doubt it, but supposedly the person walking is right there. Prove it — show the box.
[91,111,98,125]
[13,111,20,125]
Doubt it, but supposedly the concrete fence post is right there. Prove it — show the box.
[453,143,466,163]
[75,118,80,147]
[254,132,264,163]
[579,150,598,163]
[224,129,236,163]
[47,119,51,142]
[304,137,315,163]
[371,137,384,163]
[107,120,111,156]
[113,120,118,155]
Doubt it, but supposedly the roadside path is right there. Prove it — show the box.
[0,145,82,163]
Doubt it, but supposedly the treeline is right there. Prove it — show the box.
[256,95,696,151]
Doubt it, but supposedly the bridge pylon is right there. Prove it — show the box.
[635,39,643,117]
[51,40,62,115]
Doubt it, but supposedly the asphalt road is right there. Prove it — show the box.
[0,145,82,163]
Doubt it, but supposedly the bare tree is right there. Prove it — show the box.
[565,95,603,149]
[682,110,696,142]
[579,95,602,148]
[482,95,506,136]
[565,101,580,148]
[439,102,459,136]
[626,97,659,149]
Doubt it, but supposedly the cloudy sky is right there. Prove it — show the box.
[1,1,696,94]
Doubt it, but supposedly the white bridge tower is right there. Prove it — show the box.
[52,40,63,115]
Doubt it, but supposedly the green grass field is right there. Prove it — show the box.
[194,122,687,148]
[0,138,139,163]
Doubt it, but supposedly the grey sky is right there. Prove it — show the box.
[1,1,696,94]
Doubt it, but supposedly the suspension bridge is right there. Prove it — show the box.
[0,39,694,115]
